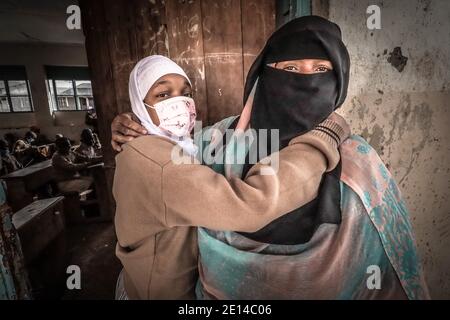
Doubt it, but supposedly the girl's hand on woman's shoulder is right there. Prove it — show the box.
[111,112,147,152]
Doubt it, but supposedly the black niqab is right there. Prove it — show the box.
[238,16,350,245]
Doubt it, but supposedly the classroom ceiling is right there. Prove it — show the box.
[0,0,84,44]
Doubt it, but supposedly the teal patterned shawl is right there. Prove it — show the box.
[194,116,429,300]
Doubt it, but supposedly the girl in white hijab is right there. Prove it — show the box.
[129,55,198,155]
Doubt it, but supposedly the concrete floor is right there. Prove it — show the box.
[61,222,122,300]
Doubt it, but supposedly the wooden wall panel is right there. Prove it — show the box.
[201,0,245,124]
[242,0,276,82]
[104,0,137,116]
[132,0,169,59]
[80,0,170,164]
[165,0,208,124]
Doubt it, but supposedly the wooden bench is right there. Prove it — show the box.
[12,196,67,298]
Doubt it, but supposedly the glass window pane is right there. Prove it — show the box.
[0,96,10,112]
[47,79,57,112]
[57,96,77,110]
[55,80,74,95]
[48,79,55,96]
[0,81,6,95]
[8,80,28,95]
[11,96,31,112]
[75,80,93,96]
[76,81,95,110]
[78,97,95,110]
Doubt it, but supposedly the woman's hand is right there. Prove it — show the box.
[111,112,147,152]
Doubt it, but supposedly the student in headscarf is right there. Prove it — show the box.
[0,139,22,176]
[13,131,45,166]
[74,128,102,161]
[113,54,349,300]
[52,137,93,194]
[111,16,429,300]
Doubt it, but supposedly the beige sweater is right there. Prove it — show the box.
[113,124,344,300]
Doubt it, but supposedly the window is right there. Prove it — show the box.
[0,66,33,113]
[46,66,95,111]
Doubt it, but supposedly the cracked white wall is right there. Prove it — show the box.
[329,0,450,298]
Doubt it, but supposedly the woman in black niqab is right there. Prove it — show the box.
[238,15,351,245]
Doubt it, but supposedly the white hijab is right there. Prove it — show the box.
[129,55,198,155]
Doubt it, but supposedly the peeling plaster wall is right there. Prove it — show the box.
[329,0,450,298]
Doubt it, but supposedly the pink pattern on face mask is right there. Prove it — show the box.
[186,99,197,132]
[146,96,197,137]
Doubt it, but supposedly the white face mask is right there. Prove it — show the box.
[145,96,196,137]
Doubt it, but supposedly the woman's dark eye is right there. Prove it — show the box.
[156,92,170,98]
[315,66,330,72]
[183,92,193,98]
[284,65,299,72]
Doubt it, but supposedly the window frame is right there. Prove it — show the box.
[51,79,80,112]
[0,78,34,114]
[46,66,94,112]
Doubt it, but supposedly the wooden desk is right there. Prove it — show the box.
[12,196,65,264]
[1,159,54,212]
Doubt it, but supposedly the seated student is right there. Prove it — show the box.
[23,130,37,146]
[0,139,22,176]
[54,133,76,146]
[29,126,51,146]
[9,133,28,160]
[85,109,98,128]
[4,133,19,153]
[51,137,93,194]
[85,111,102,150]
[92,131,102,151]
[13,131,46,166]
[74,128,102,162]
